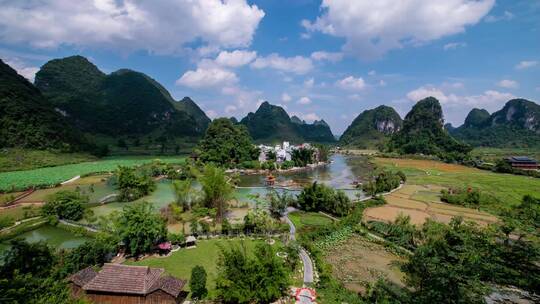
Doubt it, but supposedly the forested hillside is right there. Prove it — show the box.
[388,97,471,160]
[240,101,335,143]
[34,56,210,150]
[451,99,540,148]
[0,59,92,152]
[339,105,402,149]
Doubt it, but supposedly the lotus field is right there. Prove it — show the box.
[0,157,186,192]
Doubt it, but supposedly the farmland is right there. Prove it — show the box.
[0,156,186,192]
[324,234,405,293]
[374,157,540,214]
[363,184,498,226]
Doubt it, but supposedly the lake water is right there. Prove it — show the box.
[0,224,91,255]
[1,154,371,253]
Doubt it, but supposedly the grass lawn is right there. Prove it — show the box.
[0,156,186,192]
[375,157,540,214]
[125,238,284,298]
[288,211,334,233]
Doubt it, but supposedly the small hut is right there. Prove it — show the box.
[185,236,197,248]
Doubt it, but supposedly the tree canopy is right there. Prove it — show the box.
[196,118,259,166]
[42,190,87,221]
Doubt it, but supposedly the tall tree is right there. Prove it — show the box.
[42,190,87,221]
[190,265,208,299]
[198,164,234,221]
[195,118,259,166]
[116,202,167,255]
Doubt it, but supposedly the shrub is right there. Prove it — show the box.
[190,265,208,299]
[42,190,87,221]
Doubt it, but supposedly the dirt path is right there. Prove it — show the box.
[284,207,314,286]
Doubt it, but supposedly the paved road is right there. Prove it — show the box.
[284,207,314,285]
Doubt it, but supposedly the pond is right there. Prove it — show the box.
[0,224,91,255]
[87,154,372,216]
[235,154,371,203]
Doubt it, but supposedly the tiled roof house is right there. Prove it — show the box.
[69,264,186,304]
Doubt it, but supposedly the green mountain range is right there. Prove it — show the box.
[240,101,335,143]
[339,105,402,149]
[449,99,540,148]
[388,97,471,159]
[34,56,210,148]
[0,59,91,152]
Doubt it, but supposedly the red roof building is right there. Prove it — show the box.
[69,264,186,304]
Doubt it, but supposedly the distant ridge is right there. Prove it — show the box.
[450,99,540,148]
[240,101,335,143]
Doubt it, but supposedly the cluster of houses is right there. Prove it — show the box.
[257,141,317,163]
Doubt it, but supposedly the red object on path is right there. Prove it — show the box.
[295,287,316,303]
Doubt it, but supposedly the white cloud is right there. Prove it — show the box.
[368,70,376,76]
[304,78,315,88]
[515,60,538,70]
[4,58,39,82]
[215,50,257,68]
[303,0,494,58]
[484,10,514,23]
[297,97,312,105]
[379,80,387,87]
[176,66,238,88]
[337,76,366,91]
[310,51,343,62]
[0,0,265,53]
[407,86,514,108]
[443,42,467,50]
[251,53,313,74]
[497,79,519,89]
[281,93,292,102]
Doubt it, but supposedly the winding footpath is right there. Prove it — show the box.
[284,207,314,285]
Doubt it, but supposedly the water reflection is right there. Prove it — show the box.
[235,154,372,204]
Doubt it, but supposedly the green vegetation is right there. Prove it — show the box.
[388,97,472,161]
[127,239,277,296]
[376,158,540,214]
[240,101,335,143]
[291,146,314,167]
[288,211,333,233]
[190,265,208,300]
[215,243,290,304]
[340,105,403,149]
[0,235,117,303]
[0,149,96,172]
[451,99,540,148]
[0,59,94,154]
[42,190,87,221]
[117,202,167,255]
[362,170,405,196]
[114,166,156,201]
[297,182,354,216]
[34,56,208,149]
[196,118,259,167]
[198,164,234,221]
[0,156,185,192]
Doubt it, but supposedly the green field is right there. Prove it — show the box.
[126,238,282,298]
[376,158,540,214]
[0,156,186,192]
[471,147,540,163]
[0,149,96,172]
[288,211,334,233]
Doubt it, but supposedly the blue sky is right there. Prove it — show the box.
[0,0,539,135]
